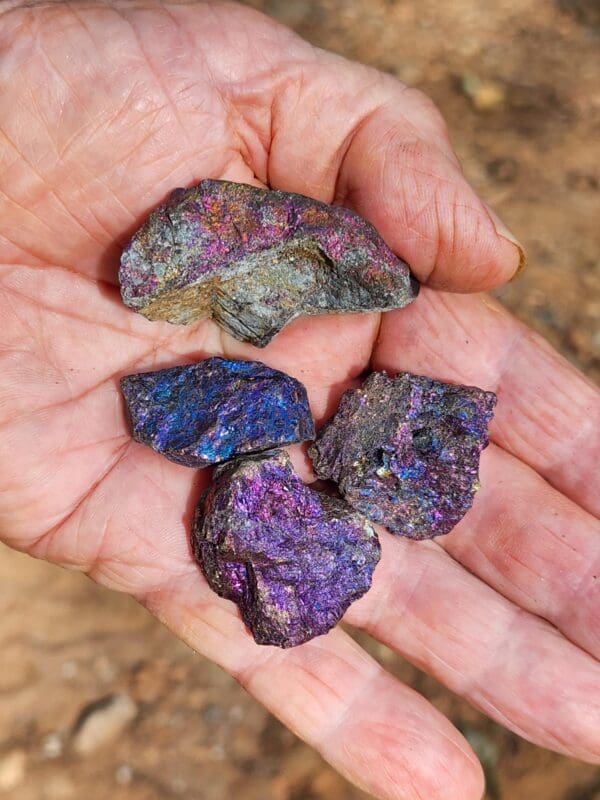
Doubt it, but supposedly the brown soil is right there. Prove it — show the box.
[1,2,598,799]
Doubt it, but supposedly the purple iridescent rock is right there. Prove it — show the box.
[119,180,418,347]
[121,358,315,468]
[309,372,497,540]
[192,451,380,647]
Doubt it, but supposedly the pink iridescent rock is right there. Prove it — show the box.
[192,451,380,647]
[119,180,418,346]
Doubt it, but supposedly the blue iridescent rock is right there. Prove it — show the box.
[121,358,315,467]
[192,451,380,647]
[309,372,497,539]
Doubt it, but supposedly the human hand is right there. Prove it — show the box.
[1,2,598,799]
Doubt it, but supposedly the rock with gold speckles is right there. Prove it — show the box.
[309,372,497,540]
[119,179,418,346]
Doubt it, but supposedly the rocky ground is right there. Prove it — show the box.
[1,1,598,799]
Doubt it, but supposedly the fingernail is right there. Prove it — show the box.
[484,202,527,279]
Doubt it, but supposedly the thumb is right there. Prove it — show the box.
[266,57,524,292]
[334,95,525,291]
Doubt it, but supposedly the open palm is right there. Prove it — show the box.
[1,3,598,798]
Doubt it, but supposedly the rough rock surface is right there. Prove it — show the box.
[121,357,315,468]
[192,451,380,648]
[119,179,418,346]
[309,372,497,539]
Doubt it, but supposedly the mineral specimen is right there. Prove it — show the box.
[309,372,497,539]
[192,451,380,647]
[119,180,419,346]
[121,357,315,468]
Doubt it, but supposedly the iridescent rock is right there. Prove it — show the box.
[309,372,497,539]
[121,358,314,468]
[192,451,380,647]
[119,180,418,346]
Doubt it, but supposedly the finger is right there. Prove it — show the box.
[265,54,523,290]
[370,288,600,658]
[141,573,484,800]
[346,533,600,764]
[372,288,600,516]
[446,444,600,659]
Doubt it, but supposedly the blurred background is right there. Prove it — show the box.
[1,0,599,798]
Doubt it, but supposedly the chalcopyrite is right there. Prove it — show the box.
[121,357,315,468]
[119,180,419,346]
[192,451,381,647]
[309,372,497,540]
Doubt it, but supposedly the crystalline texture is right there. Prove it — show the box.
[119,179,418,346]
[121,357,315,468]
[309,372,497,540]
[192,451,381,647]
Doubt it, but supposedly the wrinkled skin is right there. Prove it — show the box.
[0,3,598,800]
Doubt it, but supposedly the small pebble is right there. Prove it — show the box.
[73,693,138,755]
[115,763,134,785]
[41,732,64,759]
[462,73,506,111]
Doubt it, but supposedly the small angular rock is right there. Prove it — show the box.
[121,357,314,468]
[309,372,497,540]
[119,179,418,346]
[192,451,380,648]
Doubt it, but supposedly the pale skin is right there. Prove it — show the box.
[0,1,599,798]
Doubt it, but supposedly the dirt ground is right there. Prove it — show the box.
[1,1,599,799]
